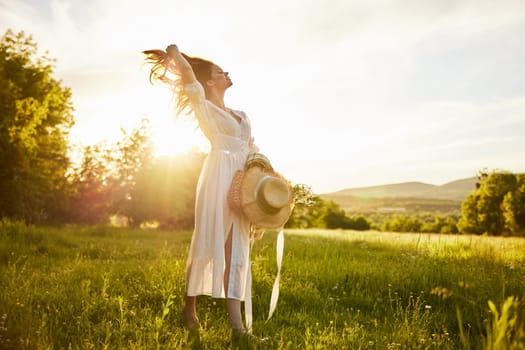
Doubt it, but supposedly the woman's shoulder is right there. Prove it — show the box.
[184,80,204,92]
[183,81,206,103]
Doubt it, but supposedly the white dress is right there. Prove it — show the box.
[184,81,257,301]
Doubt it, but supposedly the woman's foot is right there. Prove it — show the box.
[181,307,200,330]
[231,328,268,349]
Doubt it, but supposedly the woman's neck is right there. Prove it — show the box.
[206,88,227,110]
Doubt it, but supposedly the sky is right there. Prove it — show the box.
[1,0,525,194]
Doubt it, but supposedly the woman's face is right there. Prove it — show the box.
[208,65,232,90]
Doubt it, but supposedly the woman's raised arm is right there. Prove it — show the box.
[166,44,197,85]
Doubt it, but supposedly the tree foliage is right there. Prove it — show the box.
[0,30,74,222]
[286,188,371,230]
[106,119,155,226]
[68,121,203,229]
[459,170,525,235]
[382,215,423,233]
[286,188,327,229]
[130,153,203,229]
[69,145,112,224]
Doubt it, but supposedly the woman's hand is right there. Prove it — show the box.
[165,44,196,84]
[166,44,179,58]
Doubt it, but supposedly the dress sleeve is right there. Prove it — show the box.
[184,81,214,134]
[184,81,206,105]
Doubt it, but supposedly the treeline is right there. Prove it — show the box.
[287,170,525,236]
[285,189,371,230]
[285,191,458,234]
[66,123,204,228]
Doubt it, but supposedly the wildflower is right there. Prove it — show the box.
[430,286,453,299]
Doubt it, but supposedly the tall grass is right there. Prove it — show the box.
[1,221,524,349]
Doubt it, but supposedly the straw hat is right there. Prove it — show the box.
[241,167,294,229]
[228,153,294,229]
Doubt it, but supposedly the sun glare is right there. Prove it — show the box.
[151,117,208,157]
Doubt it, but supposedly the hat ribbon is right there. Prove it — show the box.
[268,227,284,320]
[245,227,284,333]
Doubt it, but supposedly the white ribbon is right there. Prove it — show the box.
[245,240,254,334]
[244,227,284,334]
[268,227,284,320]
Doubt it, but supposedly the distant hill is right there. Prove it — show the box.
[325,177,477,201]
[331,182,435,199]
[321,177,477,214]
[415,177,478,201]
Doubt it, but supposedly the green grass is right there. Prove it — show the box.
[1,221,524,349]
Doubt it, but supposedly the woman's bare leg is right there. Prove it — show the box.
[182,265,200,329]
[224,228,244,330]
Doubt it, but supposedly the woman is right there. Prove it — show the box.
[143,44,258,342]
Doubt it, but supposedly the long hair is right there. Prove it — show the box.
[142,49,215,115]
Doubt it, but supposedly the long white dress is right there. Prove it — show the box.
[184,81,257,301]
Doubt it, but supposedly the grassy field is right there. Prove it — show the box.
[1,220,524,349]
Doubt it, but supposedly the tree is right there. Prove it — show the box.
[0,30,74,222]
[131,152,204,229]
[501,174,525,235]
[285,187,372,230]
[350,216,371,231]
[382,215,423,233]
[69,145,112,224]
[286,186,328,229]
[107,119,154,226]
[459,170,525,235]
[323,200,351,229]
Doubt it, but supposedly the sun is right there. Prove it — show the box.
[151,117,208,157]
